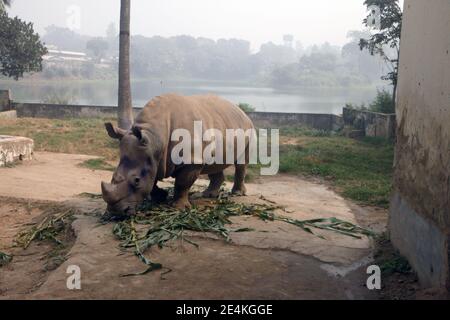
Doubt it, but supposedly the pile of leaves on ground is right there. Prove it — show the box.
[0,202,75,268]
[6,206,77,271]
[15,207,76,249]
[10,188,374,276]
[108,188,375,276]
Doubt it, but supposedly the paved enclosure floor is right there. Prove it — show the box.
[0,152,387,299]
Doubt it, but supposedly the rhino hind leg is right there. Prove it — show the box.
[173,166,202,209]
[203,171,225,198]
[232,164,247,196]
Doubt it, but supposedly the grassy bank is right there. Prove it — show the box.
[0,118,119,161]
[279,132,393,207]
[0,117,394,207]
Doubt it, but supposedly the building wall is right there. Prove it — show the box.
[389,0,450,289]
[342,107,396,139]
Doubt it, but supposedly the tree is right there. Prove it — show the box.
[369,89,395,114]
[299,51,337,73]
[0,4,48,80]
[359,0,402,105]
[106,22,118,39]
[118,0,133,130]
[253,42,297,76]
[43,25,90,52]
[86,38,109,62]
[342,30,383,82]
[0,0,10,11]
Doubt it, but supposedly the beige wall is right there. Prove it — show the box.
[395,0,450,229]
[390,0,450,288]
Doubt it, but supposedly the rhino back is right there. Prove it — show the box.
[135,94,255,178]
[136,94,253,132]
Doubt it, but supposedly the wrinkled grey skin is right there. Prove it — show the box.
[101,94,254,218]
[101,125,164,217]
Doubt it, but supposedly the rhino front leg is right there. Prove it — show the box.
[232,164,247,196]
[150,182,168,203]
[173,166,202,209]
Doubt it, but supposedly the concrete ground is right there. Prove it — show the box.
[0,152,387,299]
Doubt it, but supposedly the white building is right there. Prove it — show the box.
[43,48,89,63]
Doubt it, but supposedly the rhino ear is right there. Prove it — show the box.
[132,126,149,146]
[105,122,126,140]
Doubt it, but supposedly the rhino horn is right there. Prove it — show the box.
[101,181,121,204]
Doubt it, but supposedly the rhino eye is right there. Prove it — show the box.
[140,168,149,177]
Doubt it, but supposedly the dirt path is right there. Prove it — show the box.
[0,152,386,299]
[0,152,111,201]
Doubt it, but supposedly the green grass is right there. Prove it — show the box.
[279,132,394,207]
[280,126,335,137]
[0,117,119,161]
[374,234,414,276]
[80,158,115,171]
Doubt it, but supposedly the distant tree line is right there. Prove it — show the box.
[42,25,387,88]
[271,34,386,87]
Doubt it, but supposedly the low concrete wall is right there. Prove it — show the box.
[13,102,142,120]
[247,111,342,131]
[0,89,12,112]
[343,107,396,139]
[11,101,343,131]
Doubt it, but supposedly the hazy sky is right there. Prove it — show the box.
[7,0,396,51]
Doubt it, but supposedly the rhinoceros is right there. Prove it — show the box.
[101,94,255,217]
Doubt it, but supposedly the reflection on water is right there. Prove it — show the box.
[0,79,382,115]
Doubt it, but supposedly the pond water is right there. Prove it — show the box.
[1,79,382,115]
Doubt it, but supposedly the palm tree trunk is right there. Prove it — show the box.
[118,0,133,130]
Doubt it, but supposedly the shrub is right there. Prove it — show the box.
[238,103,255,113]
[345,103,367,111]
[369,89,395,114]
